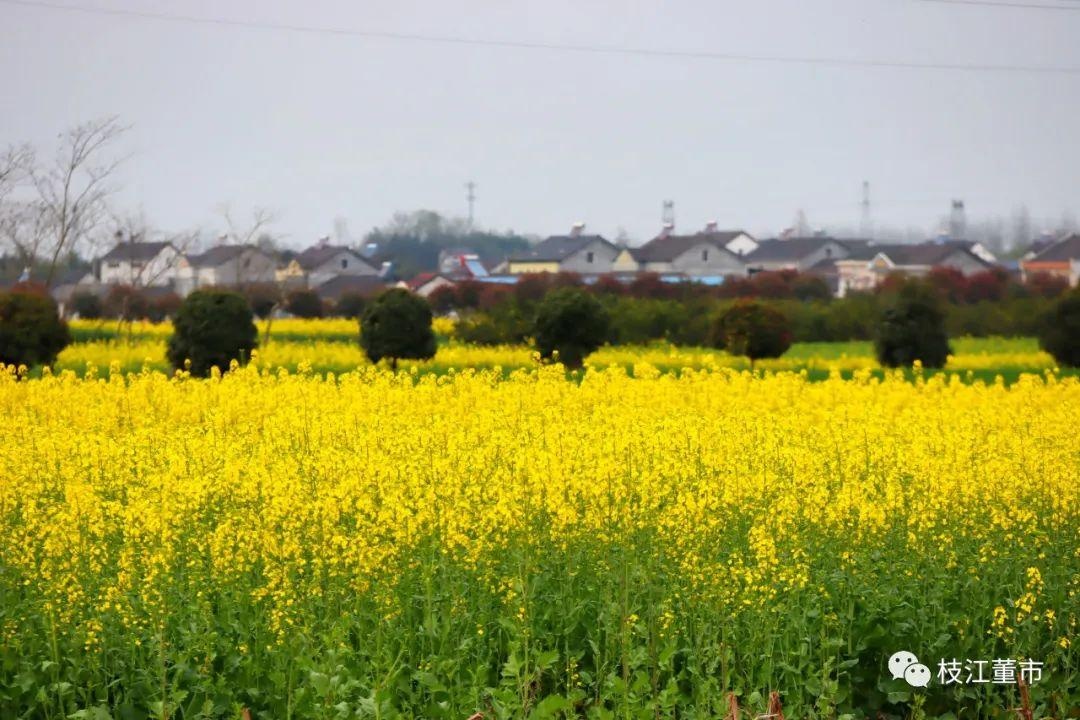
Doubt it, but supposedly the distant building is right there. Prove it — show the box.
[833,241,993,297]
[50,268,99,316]
[745,236,861,274]
[186,244,277,290]
[1020,233,1080,287]
[403,272,459,298]
[278,240,379,288]
[439,250,490,279]
[507,223,618,274]
[617,224,750,279]
[98,240,187,289]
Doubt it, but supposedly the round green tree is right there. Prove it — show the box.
[0,290,71,368]
[874,279,951,368]
[533,287,610,369]
[360,288,436,369]
[1039,286,1080,367]
[708,300,792,364]
[167,290,257,377]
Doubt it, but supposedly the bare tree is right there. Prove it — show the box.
[220,205,278,247]
[108,210,200,342]
[0,144,39,269]
[30,117,128,286]
[216,204,280,290]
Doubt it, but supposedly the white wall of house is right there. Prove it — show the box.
[648,243,745,277]
[196,249,278,288]
[725,233,758,257]
[99,246,186,288]
[559,239,618,273]
[938,250,990,276]
[307,249,377,287]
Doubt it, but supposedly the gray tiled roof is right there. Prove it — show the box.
[1030,234,1080,262]
[295,244,373,271]
[100,241,173,262]
[509,235,611,262]
[633,231,744,263]
[188,245,252,268]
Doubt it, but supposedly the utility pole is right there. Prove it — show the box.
[465,181,477,228]
[860,180,872,239]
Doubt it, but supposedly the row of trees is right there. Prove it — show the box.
[69,285,371,322]
[2,280,1079,375]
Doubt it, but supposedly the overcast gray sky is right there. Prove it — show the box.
[2,0,1078,247]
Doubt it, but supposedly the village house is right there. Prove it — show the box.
[745,236,861,274]
[1020,233,1080,287]
[832,241,993,297]
[507,223,619,274]
[401,272,459,298]
[277,239,379,288]
[98,239,188,290]
[615,224,749,280]
[185,244,277,290]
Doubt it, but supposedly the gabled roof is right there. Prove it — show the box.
[407,272,461,291]
[55,267,95,286]
[632,232,744,263]
[868,242,988,267]
[100,241,173,262]
[1029,234,1080,263]
[315,274,388,300]
[509,235,613,262]
[295,244,374,271]
[746,237,850,263]
[188,244,262,268]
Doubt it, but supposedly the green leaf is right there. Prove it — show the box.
[529,694,572,720]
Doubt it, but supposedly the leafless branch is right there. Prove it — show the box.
[28,117,129,286]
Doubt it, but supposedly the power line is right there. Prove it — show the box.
[912,0,1080,10]
[3,0,1080,75]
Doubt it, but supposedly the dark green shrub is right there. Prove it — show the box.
[875,280,951,368]
[286,289,324,318]
[166,290,257,376]
[533,287,610,369]
[334,292,367,319]
[455,305,532,346]
[708,300,792,362]
[360,289,436,369]
[71,291,103,319]
[455,314,508,346]
[0,290,71,368]
[1039,287,1080,367]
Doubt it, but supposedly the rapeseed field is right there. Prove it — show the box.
[0,358,1076,718]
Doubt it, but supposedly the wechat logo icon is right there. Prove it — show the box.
[889,651,931,688]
